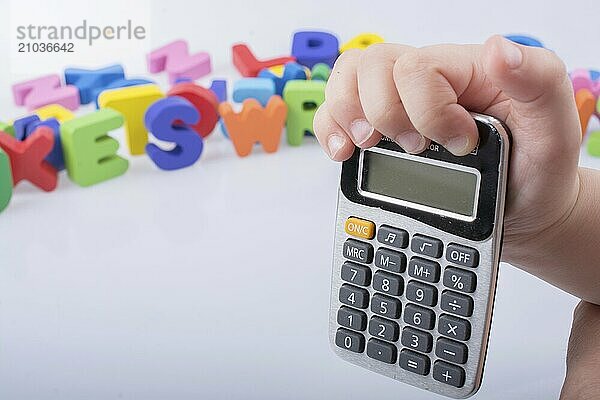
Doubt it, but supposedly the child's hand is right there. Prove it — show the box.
[314,36,600,304]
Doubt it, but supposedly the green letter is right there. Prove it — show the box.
[282,80,326,146]
[0,148,12,213]
[61,109,129,187]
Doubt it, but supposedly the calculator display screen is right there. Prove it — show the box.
[360,150,480,219]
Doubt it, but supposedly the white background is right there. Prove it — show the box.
[0,0,599,399]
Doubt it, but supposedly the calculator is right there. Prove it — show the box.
[329,113,510,398]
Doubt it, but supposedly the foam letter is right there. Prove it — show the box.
[60,109,129,187]
[12,74,80,111]
[94,79,154,108]
[147,40,211,83]
[210,79,228,102]
[34,104,75,123]
[504,35,544,48]
[144,97,203,170]
[0,127,57,191]
[258,62,307,95]
[65,64,125,104]
[576,89,597,136]
[311,63,331,81]
[587,131,600,157]
[98,84,164,155]
[340,33,385,52]
[0,122,14,138]
[233,78,276,106]
[219,96,287,157]
[291,31,339,68]
[167,82,219,138]
[282,80,326,146]
[232,43,295,77]
[13,115,40,140]
[0,147,12,213]
[25,118,65,170]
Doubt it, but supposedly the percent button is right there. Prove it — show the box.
[443,267,476,293]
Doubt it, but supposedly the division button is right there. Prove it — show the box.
[440,290,474,317]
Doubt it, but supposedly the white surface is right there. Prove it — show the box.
[0,1,599,399]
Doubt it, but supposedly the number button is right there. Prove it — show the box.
[377,225,408,249]
[433,361,465,388]
[366,338,397,364]
[403,304,435,330]
[440,290,474,317]
[408,257,440,283]
[436,338,468,364]
[401,327,433,353]
[443,267,476,293]
[405,280,438,306]
[337,306,367,331]
[374,248,406,273]
[343,239,374,264]
[438,314,471,341]
[399,349,431,376]
[371,294,402,319]
[411,234,443,258]
[373,271,404,296]
[368,316,399,342]
[339,284,370,309]
[344,217,375,240]
[341,261,372,286]
[446,243,479,267]
[335,328,365,353]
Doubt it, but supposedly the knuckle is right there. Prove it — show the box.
[363,100,399,131]
[325,96,351,120]
[393,49,431,80]
[332,48,361,70]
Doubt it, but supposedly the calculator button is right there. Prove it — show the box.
[436,337,468,364]
[403,304,435,330]
[399,349,431,375]
[337,306,367,331]
[343,239,374,264]
[335,328,365,353]
[433,361,465,388]
[377,225,408,249]
[369,317,400,342]
[438,314,471,341]
[441,290,474,317]
[341,261,372,287]
[339,284,370,309]
[411,234,443,258]
[345,217,376,240]
[371,294,402,319]
[374,248,406,273]
[446,243,479,267]
[401,327,433,353]
[405,280,438,307]
[366,338,397,364]
[373,271,404,296]
[443,267,476,293]
[407,257,440,283]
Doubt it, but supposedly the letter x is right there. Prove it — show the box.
[0,126,57,191]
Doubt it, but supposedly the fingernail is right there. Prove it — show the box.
[499,37,523,69]
[445,136,471,156]
[327,134,347,159]
[349,119,374,145]
[395,131,426,153]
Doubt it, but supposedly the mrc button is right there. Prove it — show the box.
[344,217,375,240]
[343,239,374,264]
[446,243,479,267]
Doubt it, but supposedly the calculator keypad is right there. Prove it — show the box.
[336,217,485,390]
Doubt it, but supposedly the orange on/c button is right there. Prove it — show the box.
[345,217,375,239]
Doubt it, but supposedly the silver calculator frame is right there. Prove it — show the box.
[328,113,510,399]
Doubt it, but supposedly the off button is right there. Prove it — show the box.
[344,217,375,240]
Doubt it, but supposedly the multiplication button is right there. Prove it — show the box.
[433,361,465,388]
[399,349,430,376]
[438,314,471,341]
[335,328,365,353]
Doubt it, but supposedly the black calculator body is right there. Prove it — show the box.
[329,113,510,398]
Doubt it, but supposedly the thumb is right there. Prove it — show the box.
[482,34,581,161]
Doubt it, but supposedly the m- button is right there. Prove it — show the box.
[345,217,375,240]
